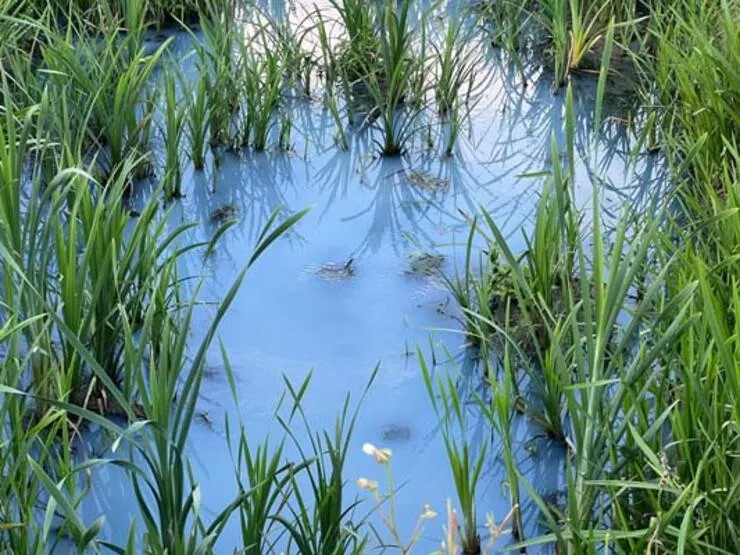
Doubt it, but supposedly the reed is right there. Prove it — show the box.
[33,0,204,28]
[443,69,739,552]
[326,91,349,150]
[240,43,283,151]
[441,219,495,347]
[433,13,484,155]
[643,0,740,191]
[477,0,527,58]
[421,355,486,554]
[162,70,186,198]
[184,70,212,170]
[359,0,426,156]
[40,25,166,180]
[0,196,308,551]
[328,0,378,83]
[195,0,239,148]
[433,14,481,119]
[274,369,375,554]
[0,315,71,553]
[488,353,524,544]
[279,110,292,151]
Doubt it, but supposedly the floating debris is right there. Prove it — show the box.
[315,258,356,280]
[197,411,216,431]
[405,251,445,277]
[405,171,449,193]
[209,203,239,224]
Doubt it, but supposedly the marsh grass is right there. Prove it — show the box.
[239,43,283,151]
[476,0,642,88]
[32,0,205,28]
[328,0,378,84]
[484,353,523,543]
[39,23,166,180]
[421,356,486,554]
[442,40,739,552]
[359,0,427,156]
[0,200,309,551]
[326,90,349,149]
[273,369,377,554]
[162,70,186,198]
[432,13,486,156]
[0,316,72,553]
[3,82,196,411]
[0,88,398,548]
[441,220,498,350]
[643,0,740,191]
[433,14,481,119]
[193,0,239,148]
[111,207,307,552]
[184,69,212,169]
[227,424,292,555]
[477,0,528,61]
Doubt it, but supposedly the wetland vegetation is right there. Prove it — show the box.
[0,0,737,552]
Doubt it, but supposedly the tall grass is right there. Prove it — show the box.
[443,64,739,555]
[422,357,486,554]
[359,0,426,155]
[112,208,306,553]
[433,13,481,118]
[194,0,239,148]
[0,315,71,553]
[328,0,378,83]
[0,167,311,551]
[184,70,212,170]
[38,20,165,180]
[161,70,186,198]
[239,42,283,151]
[537,0,615,85]
[644,0,739,192]
[433,13,484,155]
[25,0,205,28]
[274,370,376,554]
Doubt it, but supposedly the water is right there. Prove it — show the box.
[77,8,667,551]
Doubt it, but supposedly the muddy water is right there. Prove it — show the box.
[78,12,666,551]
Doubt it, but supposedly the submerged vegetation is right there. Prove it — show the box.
[0,0,737,553]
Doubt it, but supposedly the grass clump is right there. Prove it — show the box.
[443,68,739,555]
[422,358,487,554]
[360,0,425,156]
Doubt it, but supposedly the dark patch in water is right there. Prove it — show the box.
[210,203,239,224]
[381,424,411,442]
[405,171,449,193]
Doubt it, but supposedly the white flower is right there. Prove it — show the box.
[356,478,378,491]
[420,504,437,520]
[362,442,392,464]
